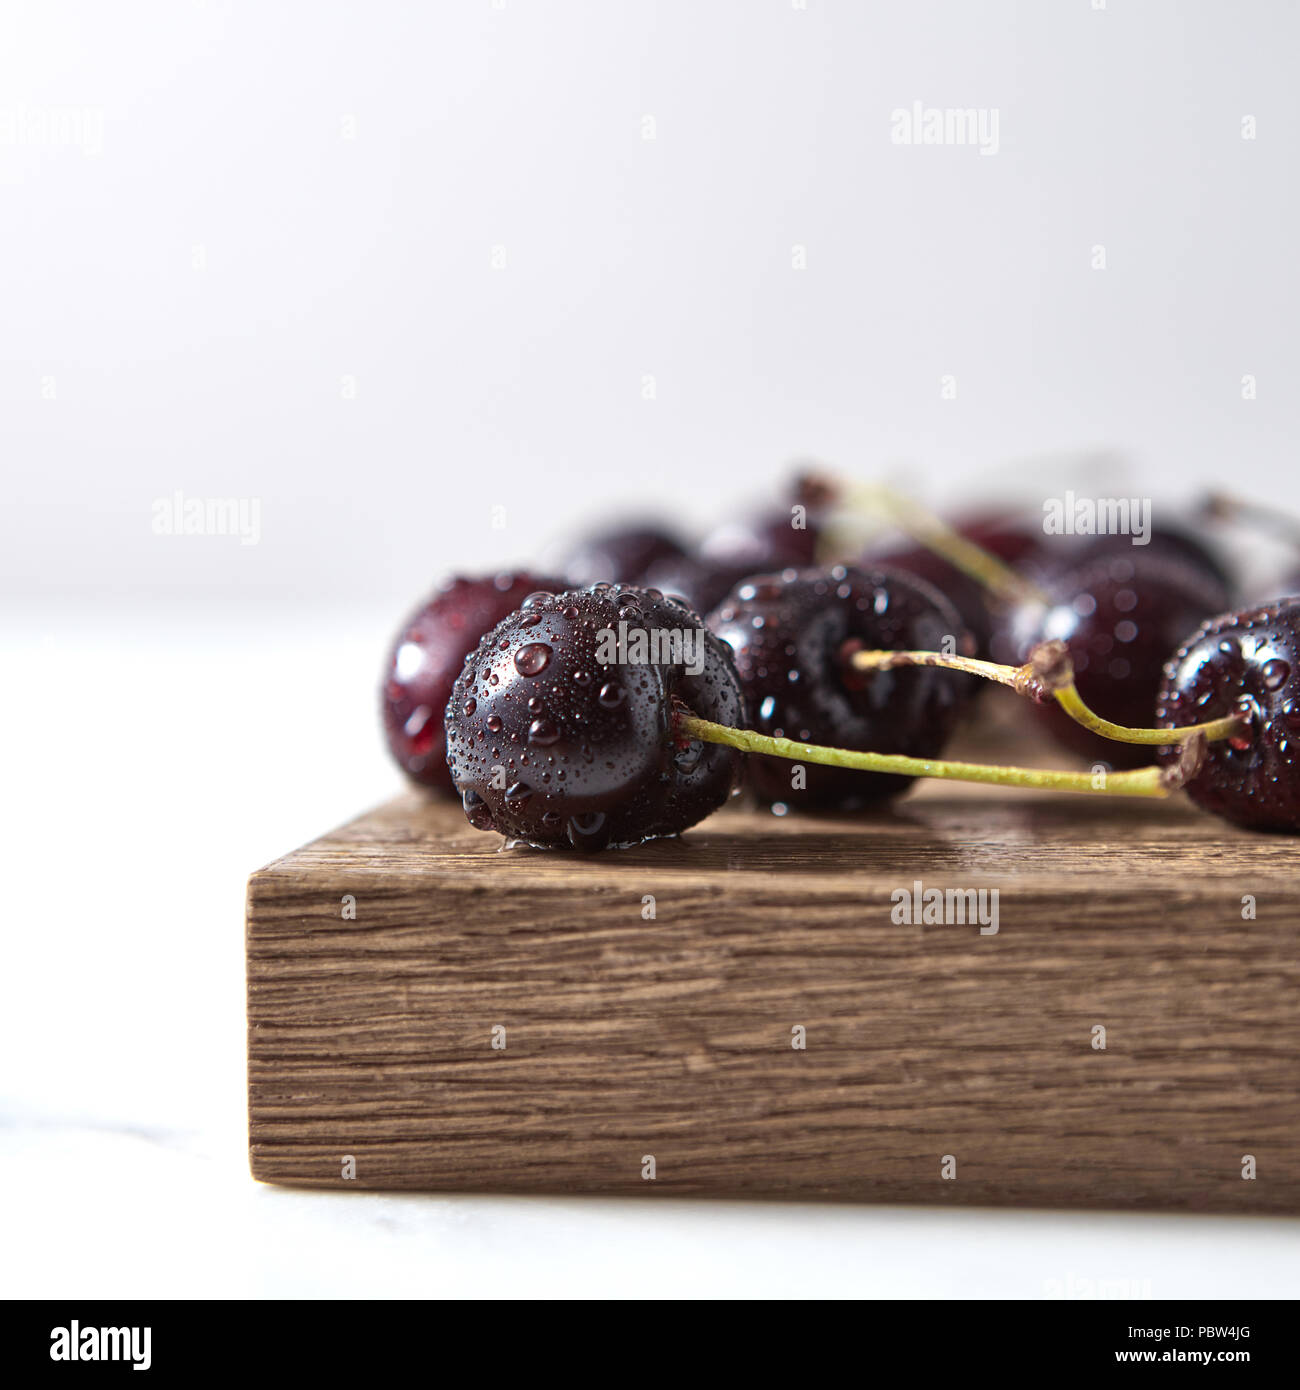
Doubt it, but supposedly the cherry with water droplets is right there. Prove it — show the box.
[1157,599,1300,831]
[707,565,972,809]
[444,585,747,849]
[862,511,1042,658]
[995,551,1228,769]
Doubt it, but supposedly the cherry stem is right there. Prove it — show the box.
[676,711,1204,800]
[849,482,1049,606]
[848,640,1245,746]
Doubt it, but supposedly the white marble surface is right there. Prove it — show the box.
[3,599,1298,1299]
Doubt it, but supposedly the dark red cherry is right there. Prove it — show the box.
[707,566,972,809]
[381,572,560,792]
[1157,600,1300,832]
[1036,524,1234,609]
[862,512,1042,658]
[858,545,991,657]
[958,513,1044,567]
[444,585,747,849]
[561,524,687,587]
[996,552,1228,768]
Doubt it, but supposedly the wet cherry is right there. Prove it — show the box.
[707,566,972,809]
[380,571,560,792]
[862,512,1042,658]
[994,551,1230,768]
[1157,599,1300,831]
[444,584,747,850]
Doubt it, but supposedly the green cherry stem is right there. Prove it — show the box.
[848,640,1245,746]
[675,711,1203,800]
[848,481,1049,606]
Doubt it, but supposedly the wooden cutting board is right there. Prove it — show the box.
[246,715,1300,1211]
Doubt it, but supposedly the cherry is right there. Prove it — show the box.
[862,512,1042,658]
[994,551,1229,768]
[560,523,686,588]
[959,513,1045,567]
[1032,525,1234,610]
[381,571,560,792]
[443,584,747,850]
[706,566,972,809]
[1157,599,1300,831]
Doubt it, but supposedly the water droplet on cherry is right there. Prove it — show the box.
[514,642,552,676]
[1262,658,1290,691]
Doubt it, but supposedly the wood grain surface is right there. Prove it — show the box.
[247,720,1300,1211]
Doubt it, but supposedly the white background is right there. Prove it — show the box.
[3,0,1298,1299]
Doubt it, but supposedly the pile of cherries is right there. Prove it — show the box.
[381,477,1300,849]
